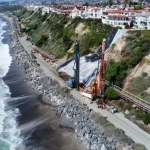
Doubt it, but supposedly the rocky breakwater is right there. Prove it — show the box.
[9,30,116,150]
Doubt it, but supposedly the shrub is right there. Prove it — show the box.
[28,23,38,30]
[127,76,150,95]
[114,128,124,137]
[122,103,132,111]
[36,35,49,47]
[142,72,148,78]
[140,92,150,102]
[135,110,145,120]
[132,143,147,150]
[20,28,27,33]
[122,135,133,145]
[105,61,128,86]
[143,113,150,125]
[118,101,124,109]
[56,86,70,97]
[105,87,118,100]
[111,43,116,50]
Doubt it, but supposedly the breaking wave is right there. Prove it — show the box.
[0,18,22,150]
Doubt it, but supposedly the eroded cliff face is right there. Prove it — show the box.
[124,54,150,90]
[104,29,128,62]
[105,36,126,62]
[104,30,150,96]
[131,54,150,77]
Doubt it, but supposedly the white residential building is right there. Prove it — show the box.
[102,9,142,28]
[134,16,150,29]
[42,6,50,15]
[70,6,103,19]
[84,6,103,19]
[70,7,84,18]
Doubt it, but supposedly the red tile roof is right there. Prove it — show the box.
[88,6,101,10]
[60,10,72,13]
[72,10,84,13]
[63,4,75,7]
[108,14,133,17]
[103,9,142,13]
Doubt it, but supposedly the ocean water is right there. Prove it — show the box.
[0,18,22,150]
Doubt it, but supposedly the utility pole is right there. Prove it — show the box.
[75,40,80,91]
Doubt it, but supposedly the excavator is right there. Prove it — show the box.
[65,40,80,91]
[81,38,106,108]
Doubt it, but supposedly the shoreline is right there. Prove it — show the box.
[2,12,150,150]
[0,13,86,150]
[4,14,116,150]
[0,14,87,150]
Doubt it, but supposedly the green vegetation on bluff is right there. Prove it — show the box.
[105,30,150,87]
[14,9,112,58]
[111,99,150,127]
[105,87,118,100]
[127,76,150,95]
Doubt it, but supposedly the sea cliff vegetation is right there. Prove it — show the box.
[105,30,150,88]
[14,8,113,58]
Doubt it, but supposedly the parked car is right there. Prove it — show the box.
[110,106,117,113]
[85,54,99,62]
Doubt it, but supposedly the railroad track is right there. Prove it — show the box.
[105,81,150,112]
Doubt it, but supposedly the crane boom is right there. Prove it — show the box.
[65,40,80,91]
[89,38,106,108]
[99,38,106,104]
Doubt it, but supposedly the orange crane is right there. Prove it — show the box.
[89,38,106,108]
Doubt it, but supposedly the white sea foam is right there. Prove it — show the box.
[0,18,22,150]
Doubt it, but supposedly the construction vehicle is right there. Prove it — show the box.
[65,40,80,91]
[81,39,106,108]
[80,68,98,98]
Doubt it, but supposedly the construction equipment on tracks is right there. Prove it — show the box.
[65,40,80,91]
[81,39,106,109]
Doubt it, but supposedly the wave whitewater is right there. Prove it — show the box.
[0,18,22,150]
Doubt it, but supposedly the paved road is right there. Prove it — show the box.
[19,37,150,150]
